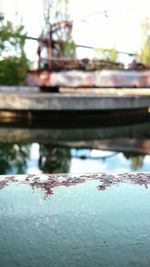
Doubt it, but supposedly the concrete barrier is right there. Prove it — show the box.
[0,86,150,111]
[0,173,150,267]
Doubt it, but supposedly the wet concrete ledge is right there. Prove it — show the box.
[0,86,150,111]
[1,172,150,267]
[0,172,150,197]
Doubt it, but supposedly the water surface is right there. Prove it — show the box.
[0,117,150,174]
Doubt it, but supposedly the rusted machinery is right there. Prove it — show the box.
[27,20,150,91]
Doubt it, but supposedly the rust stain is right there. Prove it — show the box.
[0,173,150,198]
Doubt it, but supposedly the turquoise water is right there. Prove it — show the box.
[0,178,150,267]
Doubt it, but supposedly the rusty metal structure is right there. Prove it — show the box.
[27,20,150,91]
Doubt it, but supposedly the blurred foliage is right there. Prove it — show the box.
[0,143,30,174]
[43,0,70,27]
[0,13,26,56]
[94,46,118,62]
[0,13,29,85]
[42,0,76,58]
[0,55,29,85]
[39,144,71,173]
[59,39,76,58]
[140,17,150,64]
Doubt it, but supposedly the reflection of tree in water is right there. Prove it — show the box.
[39,144,71,173]
[123,152,145,171]
[0,143,30,174]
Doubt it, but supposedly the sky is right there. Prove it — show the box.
[0,0,150,61]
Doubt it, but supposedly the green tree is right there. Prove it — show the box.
[140,17,150,64]
[0,13,29,85]
[94,46,118,61]
[43,0,70,27]
[0,55,28,85]
[42,0,76,58]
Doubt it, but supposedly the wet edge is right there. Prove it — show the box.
[0,173,150,198]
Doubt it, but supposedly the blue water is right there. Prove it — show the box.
[0,179,150,267]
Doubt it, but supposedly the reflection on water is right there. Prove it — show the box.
[0,143,30,174]
[0,118,150,174]
[70,149,147,173]
[39,144,71,173]
[2,116,150,267]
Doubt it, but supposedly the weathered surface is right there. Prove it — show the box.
[0,173,150,197]
[0,87,150,110]
[27,69,150,88]
[0,173,150,267]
